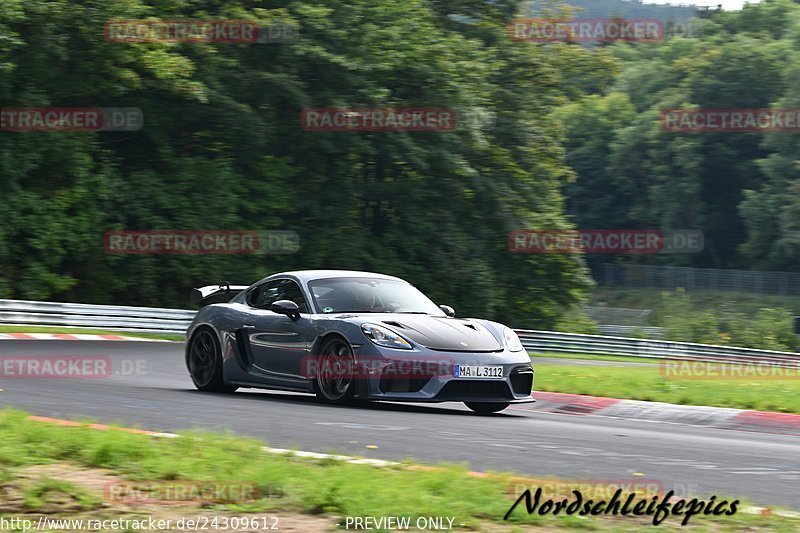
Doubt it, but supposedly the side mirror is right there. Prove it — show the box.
[439,305,455,317]
[270,300,301,321]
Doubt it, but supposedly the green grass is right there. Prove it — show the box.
[1,410,797,531]
[22,478,100,511]
[531,352,662,364]
[0,326,183,342]
[534,363,800,413]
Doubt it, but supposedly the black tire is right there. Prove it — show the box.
[315,336,357,404]
[187,328,238,393]
[464,402,510,414]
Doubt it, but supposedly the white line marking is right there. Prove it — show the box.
[264,447,399,467]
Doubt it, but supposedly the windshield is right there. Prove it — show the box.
[308,278,444,315]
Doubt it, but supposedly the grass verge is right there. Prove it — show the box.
[0,326,182,342]
[0,410,797,531]
[531,352,663,364]
[534,363,800,413]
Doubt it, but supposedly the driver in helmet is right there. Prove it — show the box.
[351,284,379,312]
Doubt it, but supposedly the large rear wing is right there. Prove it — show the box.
[190,282,249,304]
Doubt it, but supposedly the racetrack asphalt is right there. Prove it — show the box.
[1,340,798,510]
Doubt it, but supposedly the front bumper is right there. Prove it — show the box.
[350,345,535,403]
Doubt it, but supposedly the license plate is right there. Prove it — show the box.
[454,365,503,379]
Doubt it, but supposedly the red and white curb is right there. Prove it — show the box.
[0,332,170,342]
[515,392,800,436]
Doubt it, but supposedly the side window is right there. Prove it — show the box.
[278,280,309,313]
[247,279,308,313]
[246,282,276,309]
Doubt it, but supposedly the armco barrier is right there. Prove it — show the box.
[0,299,193,335]
[516,330,799,366]
[597,325,664,337]
[0,299,797,365]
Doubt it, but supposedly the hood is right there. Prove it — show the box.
[357,314,504,352]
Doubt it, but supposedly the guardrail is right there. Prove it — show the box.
[517,330,799,366]
[0,299,797,365]
[0,299,193,335]
[597,325,664,337]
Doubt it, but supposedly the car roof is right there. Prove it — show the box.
[262,270,405,285]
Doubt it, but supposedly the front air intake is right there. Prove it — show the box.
[378,364,431,393]
[510,366,534,395]
[436,381,513,400]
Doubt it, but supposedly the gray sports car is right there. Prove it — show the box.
[186,270,534,413]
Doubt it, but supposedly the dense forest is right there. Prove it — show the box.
[559,0,800,272]
[1,0,798,331]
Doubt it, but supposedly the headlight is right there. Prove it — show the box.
[362,323,413,349]
[504,327,524,352]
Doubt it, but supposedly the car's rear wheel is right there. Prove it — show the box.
[464,401,510,414]
[188,328,238,393]
[315,336,356,404]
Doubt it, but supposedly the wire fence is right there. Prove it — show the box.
[598,264,800,296]
[584,306,651,326]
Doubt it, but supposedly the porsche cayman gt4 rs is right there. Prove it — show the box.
[186,270,534,413]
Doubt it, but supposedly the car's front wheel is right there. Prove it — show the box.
[315,336,357,404]
[464,402,510,414]
[188,328,238,393]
